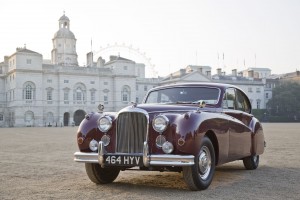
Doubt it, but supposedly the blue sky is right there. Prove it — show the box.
[1,0,300,77]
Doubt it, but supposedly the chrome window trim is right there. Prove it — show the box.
[143,86,221,106]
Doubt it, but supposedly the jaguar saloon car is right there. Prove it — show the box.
[74,82,265,190]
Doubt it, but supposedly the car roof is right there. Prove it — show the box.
[153,82,239,91]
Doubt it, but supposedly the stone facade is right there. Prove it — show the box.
[0,14,159,127]
[0,14,276,127]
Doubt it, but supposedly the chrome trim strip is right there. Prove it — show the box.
[74,152,194,167]
[98,141,105,167]
[143,141,150,167]
[149,155,194,166]
[74,152,98,163]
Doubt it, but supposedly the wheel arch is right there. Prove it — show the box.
[205,130,219,166]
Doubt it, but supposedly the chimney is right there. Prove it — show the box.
[232,69,237,76]
[198,67,203,73]
[217,68,222,76]
[180,69,186,76]
[86,52,93,67]
[206,71,211,77]
[248,70,254,78]
[4,56,9,64]
[97,57,105,67]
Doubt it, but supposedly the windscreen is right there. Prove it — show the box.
[145,87,220,105]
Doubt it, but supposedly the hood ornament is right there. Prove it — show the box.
[199,100,206,108]
[131,101,137,108]
[196,100,206,113]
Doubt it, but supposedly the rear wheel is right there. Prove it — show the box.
[85,163,120,184]
[183,136,216,190]
[243,155,259,170]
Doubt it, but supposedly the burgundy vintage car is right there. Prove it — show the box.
[74,82,265,190]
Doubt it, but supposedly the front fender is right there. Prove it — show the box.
[171,111,228,156]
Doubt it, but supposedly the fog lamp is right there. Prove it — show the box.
[162,141,174,154]
[89,139,99,151]
[155,135,166,148]
[101,135,111,146]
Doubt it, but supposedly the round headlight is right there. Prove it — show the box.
[98,116,112,132]
[89,139,98,152]
[101,135,111,146]
[152,115,169,133]
[162,141,174,154]
[155,135,166,148]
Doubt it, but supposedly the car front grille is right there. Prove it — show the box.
[116,112,148,153]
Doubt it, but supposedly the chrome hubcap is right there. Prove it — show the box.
[198,146,211,180]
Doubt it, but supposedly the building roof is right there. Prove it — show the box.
[59,14,70,21]
[245,67,271,71]
[53,28,75,39]
[104,55,135,65]
[212,74,264,85]
[9,47,41,58]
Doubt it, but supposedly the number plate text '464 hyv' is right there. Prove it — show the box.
[105,155,143,166]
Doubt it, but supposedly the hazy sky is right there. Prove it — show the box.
[1,0,300,77]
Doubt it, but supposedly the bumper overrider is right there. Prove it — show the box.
[74,141,195,167]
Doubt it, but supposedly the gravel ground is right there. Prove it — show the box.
[0,123,299,200]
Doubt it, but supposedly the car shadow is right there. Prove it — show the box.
[81,162,296,194]
[90,161,260,191]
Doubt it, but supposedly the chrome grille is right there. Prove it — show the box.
[116,112,147,153]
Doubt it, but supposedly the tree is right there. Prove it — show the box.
[267,82,300,119]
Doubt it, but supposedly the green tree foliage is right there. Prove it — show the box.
[267,82,300,118]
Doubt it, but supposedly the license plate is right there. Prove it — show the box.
[104,155,143,166]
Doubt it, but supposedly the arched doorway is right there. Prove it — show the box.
[64,112,70,126]
[73,110,86,126]
[25,111,34,127]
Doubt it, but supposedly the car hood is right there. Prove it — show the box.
[133,103,215,114]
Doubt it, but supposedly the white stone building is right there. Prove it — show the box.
[0,14,275,127]
[0,14,159,127]
[212,69,265,109]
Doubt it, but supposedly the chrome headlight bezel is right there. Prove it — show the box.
[162,141,174,154]
[101,134,111,146]
[152,114,169,133]
[155,135,167,148]
[89,139,99,152]
[98,116,112,132]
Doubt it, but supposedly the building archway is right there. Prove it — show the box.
[25,111,34,127]
[64,112,70,126]
[73,110,86,126]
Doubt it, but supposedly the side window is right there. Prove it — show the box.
[236,90,251,113]
[223,88,236,109]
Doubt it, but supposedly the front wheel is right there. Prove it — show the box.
[85,163,120,184]
[243,155,259,170]
[183,136,216,190]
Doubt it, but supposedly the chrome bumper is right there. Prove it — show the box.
[74,141,195,167]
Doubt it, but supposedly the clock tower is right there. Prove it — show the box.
[51,13,78,66]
